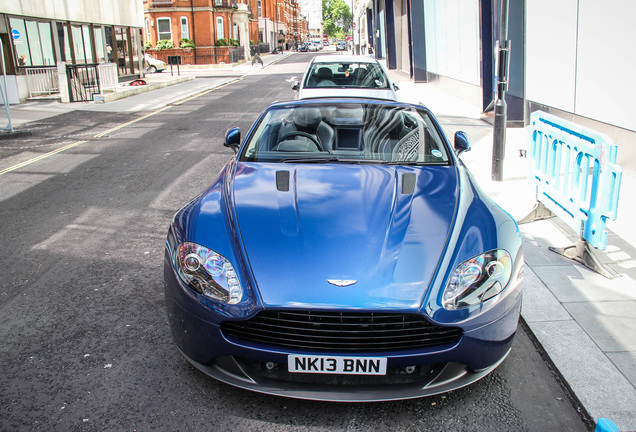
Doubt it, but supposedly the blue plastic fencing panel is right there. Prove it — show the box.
[526,111,622,250]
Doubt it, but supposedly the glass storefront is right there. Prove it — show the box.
[8,16,141,79]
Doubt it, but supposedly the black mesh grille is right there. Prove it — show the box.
[221,310,462,352]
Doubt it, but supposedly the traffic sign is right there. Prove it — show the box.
[11,29,20,40]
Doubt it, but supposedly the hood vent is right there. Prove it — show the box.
[402,173,416,195]
[276,170,290,191]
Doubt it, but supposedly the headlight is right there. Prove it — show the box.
[176,242,242,304]
[442,250,512,310]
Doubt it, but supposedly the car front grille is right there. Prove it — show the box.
[221,310,462,352]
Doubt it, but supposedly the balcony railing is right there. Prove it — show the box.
[148,0,174,6]
[214,0,238,8]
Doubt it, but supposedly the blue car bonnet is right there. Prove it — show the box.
[231,162,458,310]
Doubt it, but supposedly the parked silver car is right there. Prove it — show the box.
[292,55,400,101]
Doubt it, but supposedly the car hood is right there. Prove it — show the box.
[232,162,458,310]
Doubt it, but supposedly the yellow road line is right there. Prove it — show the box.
[0,78,242,176]
[0,140,89,176]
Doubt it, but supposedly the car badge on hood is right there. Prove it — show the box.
[327,279,357,287]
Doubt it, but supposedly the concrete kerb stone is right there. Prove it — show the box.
[99,75,195,103]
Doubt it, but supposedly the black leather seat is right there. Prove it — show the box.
[277,107,335,151]
[316,67,336,87]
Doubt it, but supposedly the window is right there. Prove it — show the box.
[145,18,151,42]
[71,26,85,63]
[82,25,94,63]
[56,22,72,62]
[258,0,262,17]
[9,17,55,67]
[104,26,114,63]
[157,18,171,41]
[180,17,189,40]
[216,17,224,40]
[115,26,131,75]
[94,27,105,63]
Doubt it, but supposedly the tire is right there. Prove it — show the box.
[149,65,157,73]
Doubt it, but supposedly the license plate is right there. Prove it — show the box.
[288,354,387,375]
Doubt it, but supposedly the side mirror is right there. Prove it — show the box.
[393,82,400,91]
[224,127,241,153]
[454,131,470,155]
[291,80,299,91]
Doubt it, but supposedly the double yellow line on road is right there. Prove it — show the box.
[0,78,241,177]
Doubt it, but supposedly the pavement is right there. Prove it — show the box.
[1,51,635,431]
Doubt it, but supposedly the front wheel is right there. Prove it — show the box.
[148,65,157,73]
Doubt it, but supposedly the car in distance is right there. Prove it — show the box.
[163,98,524,402]
[336,41,346,51]
[291,55,400,101]
[144,53,166,73]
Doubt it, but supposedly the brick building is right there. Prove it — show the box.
[143,0,307,63]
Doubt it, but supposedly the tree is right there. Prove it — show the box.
[322,0,352,39]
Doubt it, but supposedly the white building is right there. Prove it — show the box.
[1,0,144,103]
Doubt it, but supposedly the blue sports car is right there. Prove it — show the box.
[163,98,524,401]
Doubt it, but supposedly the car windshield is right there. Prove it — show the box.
[303,62,389,89]
[240,103,451,165]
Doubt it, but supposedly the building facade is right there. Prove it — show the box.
[0,0,144,104]
[143,0,259,52]
[144,0,307,57]
[356,0,636,172]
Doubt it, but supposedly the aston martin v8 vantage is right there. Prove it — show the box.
[163,98,524,402]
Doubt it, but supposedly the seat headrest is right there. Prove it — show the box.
[293,107,322,129]
[317,67,333,80]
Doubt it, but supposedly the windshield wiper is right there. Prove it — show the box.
[282,157,387,164]
[282,157,341,164]
[383,161,428,166]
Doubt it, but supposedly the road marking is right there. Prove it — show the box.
[0,140,89,175]
[0,78,243,176]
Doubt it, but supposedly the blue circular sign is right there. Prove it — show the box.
[11,29,20,40]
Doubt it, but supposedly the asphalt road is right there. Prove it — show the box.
[0,54,591,431]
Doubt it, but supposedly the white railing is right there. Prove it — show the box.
[97,63,118,93]
[25,67,59,98]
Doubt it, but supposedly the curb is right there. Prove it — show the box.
[97,76,195,103]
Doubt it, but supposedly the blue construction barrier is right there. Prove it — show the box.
[526,111,622,251]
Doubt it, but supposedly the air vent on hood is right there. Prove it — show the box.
[402,173,416,195]
[276,171,290,191]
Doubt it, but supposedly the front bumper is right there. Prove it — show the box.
[164,251,521,401]
[180,348,511,402]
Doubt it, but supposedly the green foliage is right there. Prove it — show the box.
[216,38,229,46]
[156,39,174,50]
[322,0,352,38]
[144,41,152,50]
[230,39,240,46]
[179,38,195,48]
